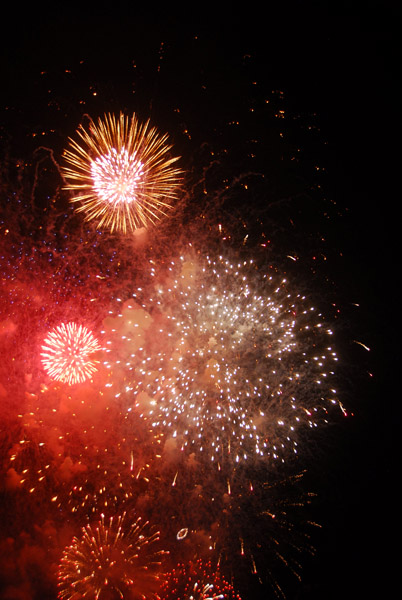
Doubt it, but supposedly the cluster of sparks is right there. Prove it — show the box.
[62,112,182,233]
[7,381,159,516]
[159,560,242,600]
[41,322,101,385]
[58,512,166,600]
[102,254,340,466]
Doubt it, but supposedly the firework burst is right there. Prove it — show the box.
[41,322,101,385]
[62,112,182,233]
[158,559,242,600]
[58,512,167,600]
[103,254,340,466]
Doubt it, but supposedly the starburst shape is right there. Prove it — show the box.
[41,322,101,385]
[62,112,182,233]
[58,513,167,600]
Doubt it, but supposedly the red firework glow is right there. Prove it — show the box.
[41,322,101,385]
[158,559,242,599]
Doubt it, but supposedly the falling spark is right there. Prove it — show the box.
[353,340,370,351]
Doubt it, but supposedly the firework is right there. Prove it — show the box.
[5,384,159,518]
[103,254,340,465]
[58,512,167,600]
[209,470,319,599]
[62,112,182,233]
[158,559,242,600]
[41,322,101,385]
[62,403,159,517]
[139,456,318,599]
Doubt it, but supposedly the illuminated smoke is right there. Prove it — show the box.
[158,559,242,600]
[103,254,340,466]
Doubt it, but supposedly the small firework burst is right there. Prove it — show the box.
[158,559,242,600]
[62,112,182,233]
[58,512,167,600]
[41,322,101,385]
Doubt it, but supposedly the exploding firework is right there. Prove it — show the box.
[41,322,101,385]
[62,112,182,233]
[103,254,341,465]
[158,559,242,600]
[58,512,167,600]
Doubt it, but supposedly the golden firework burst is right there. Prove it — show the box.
[62,113,182,233]
[58,513,167,600]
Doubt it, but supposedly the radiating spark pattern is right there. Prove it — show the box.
[58,512,166,600]
[158,559,242,600]
[41,322,101,385]
[62,112,182,233]
[103,254,340,464]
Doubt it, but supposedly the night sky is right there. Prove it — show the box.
[0,3,397,599]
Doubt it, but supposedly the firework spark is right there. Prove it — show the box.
[209,470,319,599]
[41,322,101,385]
[5,384,159,517]
[158,559,242,600]
[58,512,167,600]
[62,112,182,233]
[103,254,340,465]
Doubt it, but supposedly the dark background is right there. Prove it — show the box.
[1,2,397,598]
